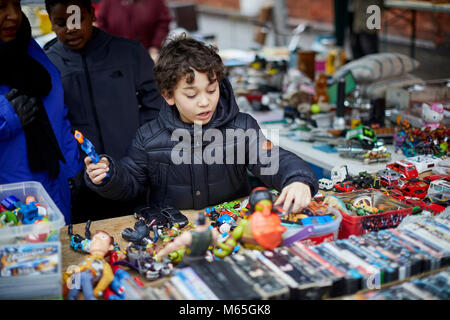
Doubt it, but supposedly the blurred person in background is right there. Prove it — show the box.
[95,0,171,62]
[348,0,384,59]
[0,0,82,224]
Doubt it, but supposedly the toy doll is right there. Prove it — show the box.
[64,230,115,300]
[422,103,444,130]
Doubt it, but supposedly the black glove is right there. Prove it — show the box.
[4,88,39,127]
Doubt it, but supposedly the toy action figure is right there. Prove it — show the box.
[64,230,115,300]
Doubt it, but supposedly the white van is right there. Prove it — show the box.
[318,178,334,191]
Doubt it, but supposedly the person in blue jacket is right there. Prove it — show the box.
[0,1,82,224]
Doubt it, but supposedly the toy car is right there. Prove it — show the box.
[404,155,440,174]
[345,125,378,150]
[380,175,399,189]
[318,178,334,191]
[397,180,429,199]
[423,174,450,185]
[333,181,356,193]
[402,198,445,215]
[432,157,450,175]
[386,160,419,180]
[376,168,401,180]
[385,188,405,202]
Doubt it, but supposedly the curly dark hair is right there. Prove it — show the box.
[154,34,225,98]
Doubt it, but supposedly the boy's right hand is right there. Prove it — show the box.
[85,156,110,185]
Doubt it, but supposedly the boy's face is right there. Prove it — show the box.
[0,0,22,42]
[163,69,220,125]
[49,2,95,51]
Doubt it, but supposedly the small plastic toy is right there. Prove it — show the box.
[114,243,173,280]
[333,181,356,193]
[68,220,92,253]
[422,102,444,130]
[74,130,109,179]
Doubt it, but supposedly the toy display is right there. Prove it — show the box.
[393,118,448,157]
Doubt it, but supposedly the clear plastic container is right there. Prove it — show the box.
[0,181,65,245]
[0,181,64,299]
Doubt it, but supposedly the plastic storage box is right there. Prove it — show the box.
[335,189,413,239]
[0,181,65,299]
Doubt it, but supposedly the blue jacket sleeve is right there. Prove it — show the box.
[0,94,23,141]
[59,103,83,179]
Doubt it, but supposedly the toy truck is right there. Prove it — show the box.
[330,164,350,184]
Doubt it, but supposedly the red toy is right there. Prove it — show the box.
[384,188,405,202]
[386,160,419,180]
[396,180,429,199]
[423,174,450,184]
[333,181,357,193]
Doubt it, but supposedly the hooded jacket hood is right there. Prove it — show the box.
[157,77,240,134]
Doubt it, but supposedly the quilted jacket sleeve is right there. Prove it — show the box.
[243,114,318,196]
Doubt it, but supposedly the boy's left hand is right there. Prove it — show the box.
[274,182,311,214]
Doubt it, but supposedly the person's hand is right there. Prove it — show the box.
[85,156,110,185]
[148,47,160,62]
[4,88,39,127]
[274,181,311,214]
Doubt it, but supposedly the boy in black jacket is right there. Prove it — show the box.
[85,36,318,214]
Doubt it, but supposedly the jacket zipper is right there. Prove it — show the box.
[81,52,105,151]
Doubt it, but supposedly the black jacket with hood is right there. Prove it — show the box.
[85,78,318,209]
[45,28,165,160]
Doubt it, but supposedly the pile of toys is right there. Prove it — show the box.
[393,118,449,157]
[1,195,49,228]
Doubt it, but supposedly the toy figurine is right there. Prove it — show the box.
[154,213,220,264]
[68,220,92,253]
[212,187,286,258]
[64,230,115,300]
[312,73,329,105]
[422,103,444,130]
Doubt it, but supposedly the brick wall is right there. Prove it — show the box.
[169,0,449,43]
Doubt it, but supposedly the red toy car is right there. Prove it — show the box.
[385,188,406,202]
[380,175,399,189]
[333,181,356,193]
[397,180,429,199]
[402,198,445,215]
[423,174,450,184]
[386,160,419,180]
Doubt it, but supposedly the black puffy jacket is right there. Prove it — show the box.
[86,78,318,209]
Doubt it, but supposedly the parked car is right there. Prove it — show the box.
[333,181,357,193]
